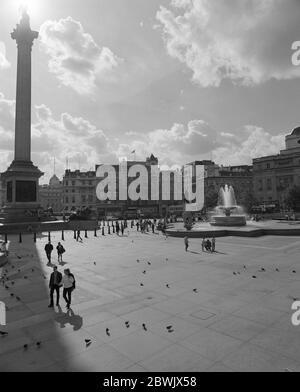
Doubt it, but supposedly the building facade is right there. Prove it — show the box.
[253,127,300,208]
[186,160,253,210]
[62,170,98,214]
[39,175,63,213]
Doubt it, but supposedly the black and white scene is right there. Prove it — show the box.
[1,0,300,376]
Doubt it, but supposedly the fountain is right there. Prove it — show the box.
[211,185,246,227]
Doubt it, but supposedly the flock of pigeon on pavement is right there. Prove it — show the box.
[0,231,299,353]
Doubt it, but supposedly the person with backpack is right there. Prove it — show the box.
[44,241,54,265]
[56,242,65,264]
[62,269,75,309]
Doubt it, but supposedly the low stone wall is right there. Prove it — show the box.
[166,228,300,238]
[0,220,98,235]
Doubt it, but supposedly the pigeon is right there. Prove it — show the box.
[10,293,14,297]
[0,331,8,336]
[106,328,110,336]
[292,270,297,274]
[261,268,265,272]
[193,289,198,293]
[142,271,146,275]
[23,344,28,350]
[17,256,21,259]
[142,323,147,331]
[93,262,96,266]
[4,285,8,290]
[166,284,170,288]
[137,259,140,263]
[243,266,247,269]
[166,325,173,330]
[168,328,174,333]
[11,281,15,285]
[24,276,28,279]
[36,342,41,348]
[166,258,169,261]
[85,339,92,347]
[147,262,151,266]
[276,268,280,272]
[31,269,35,272]
[233,272,237,276]
[16,296,21,301]
[252,276,257,279]
[125,321,130,328]
[140,283,144,287]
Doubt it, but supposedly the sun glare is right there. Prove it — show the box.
[14,0,40,19]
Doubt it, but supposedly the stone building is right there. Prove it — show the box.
[39,175,63,213]
[186,160,253,210]
[62,170,98,214]
[253,127,300,208]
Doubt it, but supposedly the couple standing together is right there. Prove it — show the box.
[49,267,76,309]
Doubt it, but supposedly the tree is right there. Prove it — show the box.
[286,186,300,211]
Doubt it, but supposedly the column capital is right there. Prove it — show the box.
[11,11,39,46]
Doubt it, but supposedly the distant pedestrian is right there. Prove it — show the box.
[62,269,75,309]
[48,266,62,308]
[201,238,206,252]
[206,239,212,252]
[76,230,83,242]
[184,236,189,252]
[116,221,120,235]
[45,241,53,265]
[212,237,216,252]
[152,223,155,234]
[56,242,65,263]
[136,222,140,231]
[121,223,124,236]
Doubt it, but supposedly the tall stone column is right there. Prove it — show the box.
[11,11,38,163]
[0,11,43,224]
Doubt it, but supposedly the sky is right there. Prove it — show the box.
[0,0,300,184]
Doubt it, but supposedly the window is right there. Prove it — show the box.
[72,197,75,203]
[72,181,75,186]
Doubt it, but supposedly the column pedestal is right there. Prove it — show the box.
[0,161,43,223]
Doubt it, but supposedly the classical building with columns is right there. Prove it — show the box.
[253,127,300,208]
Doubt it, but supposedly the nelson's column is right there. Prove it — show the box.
[0,10,43,223]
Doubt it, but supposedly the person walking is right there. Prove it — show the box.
[184,236,189,252]
[116,221,120,235]
[121,223,124,236]
[201,238,206,252]
[45,241,54,265]
[56,242,65,264]
[152,222,155,234]
[212,237,216,252]
[76,230,83,242]
[62,269,75,309]
[48,266,63,308]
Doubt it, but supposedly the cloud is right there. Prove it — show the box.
[39,16,122,94]
[157,0,300,87]
[117,121,286,167]
[0,42,10,70]
[0,93,15,133]
[213,126,285,165]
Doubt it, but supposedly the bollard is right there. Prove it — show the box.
[19,233,22,243]
[85,230,88,238]
[34,232,37,243]
[102,227,105,236]
[62,230,65,241]
[94,228,97,237]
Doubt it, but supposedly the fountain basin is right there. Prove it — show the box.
[211,215,246,227]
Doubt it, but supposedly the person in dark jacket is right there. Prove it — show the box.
[45,242,54,265]
[48,266,63,308]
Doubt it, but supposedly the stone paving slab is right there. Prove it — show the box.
[1,228,300,372]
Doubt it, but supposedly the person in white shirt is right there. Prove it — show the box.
[62,269,75,309]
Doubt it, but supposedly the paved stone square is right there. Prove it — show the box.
[1,227,300,372]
